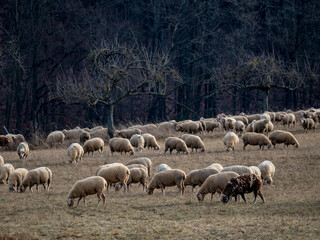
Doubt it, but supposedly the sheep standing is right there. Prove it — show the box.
[83,137,104,155]
[258,160,275,185]
[0,163,15,184]
[233,116,249,126]
[280,113,296,127]
[115,168,148,192]
[142,133,160,150]
[156,164,171,173]
[20,167,52,192]
[221,173,265,204]
[176,121,201,134]
[46,131,65,147]
[184,168,220,192]
[246,114,261,124]
[130,134,145,151]
[146,169,186,195]
[17,142,30,161]
[97,165,130,192]
[109,138,135,156]
[0,135,13,149]
[196,171,239,201]
[200,120,221,133]
[126,157,152,177]
[235,121,246,136]
[246,120,256,132]
[8,168,28,192]
[68,143,84,163]
[300,118,315,133]
[114,128,142,139]
[268,130,299,148]
[242,132,272,150]
[253,119,270,134]
[0,155,4,167]
[67,176,107,208]
[164,137,188,154]
[181,134,205,152]
[95,163,124,175]
[223,132,239,151]
[80,131,91,145]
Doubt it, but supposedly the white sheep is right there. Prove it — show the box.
[126,164,148,173]
[109,137,134,156]
[97,165,130,193]
[280,113,296,127]
[20,167,52,192]
[83,137,104,155]
[67,176,107,207]
[246,120,256,132]
[196,171,240,201]
[115,168,148,192]
[248,166,261,178]
[235,121,246,136]
[181,134,205,152]
[242,132,272,150]
[0,163,14,184]
[46,131,65,147]
[223,132,239,151]
[17,142,29,162]
[268,130,299,148]
[146,169,186,195]
[176,121,201,134]
[126,157,152,177]
[221,165,253,175]
[142,133,160,150]
[67,143,84,163]
[114,128,142,139]
[164,137,189,154]
[0,155,4,167]
[300,118,315,133]
[8,168,28,192]
[95,163,124,175]
[184,168,220,192]
[130,134,145,151]
[156,164,172,173]
[258,160,275,185]
[206,163,223,172]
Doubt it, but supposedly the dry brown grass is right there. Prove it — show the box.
[0,125,320,239]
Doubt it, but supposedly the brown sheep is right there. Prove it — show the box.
[269,130,299,148]
[300,118,315,133]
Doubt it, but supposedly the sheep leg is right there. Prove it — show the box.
[243,144,247,150]
[240,193,247,203]
[161,187,165,195]
[76,197,82,207]
[258,191,265,203]
[43,184,46,191]
[83,197,86,207]
[36,184,39,192]
[210,193,214,202]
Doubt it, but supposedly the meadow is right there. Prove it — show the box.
[0,125,319,240]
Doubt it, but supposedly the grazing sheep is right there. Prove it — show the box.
[221,173,265,204]
[126,164,148,173]
[80,131,91,145]
[249,166,261,178]
[97,165,130,193]
[280,113,296,127]
[109,138,134,156]
[62,128,84,141]
[146,169,186,195]
[268,130,299,148]
[156,122,177,138]
[67,176,107,208]
[142,133,160,150]
[266,121,274,135]
[246,114,261,124]
[223,132,239,151]
[258,160,275,185]
[83,137,104,155]
[114,128,142,139]
[0,135,13,149]
[8,168,28,192]
[253,119,270,134]
[176,121,201,134]
[95,163,124,175]
[184,168,220,192]
[20,167,52,192]
[0,155,4,167]
[126,157,152,177]
[6,134,26,148]
[300,118,315,133]
[201,120,221,133]
[246,120,256,132]
[206,163,223,172]
[68,143,84,163]
[17,142,30,161]
[275,111,287,124]
[181,134,206,152]
[130,134,145,151]
[196,171,240,201]
[115,168,148,192]
[233,116,249,126]
[46,131,65,147]
[0,163,15,184]
[242,132,272,150]
[156,164,172,173]
[164,137,189,155]
[221,165,253,175]
[137,124,158,136]
[235,121,246,136]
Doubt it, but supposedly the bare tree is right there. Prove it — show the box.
[49,39,181,136]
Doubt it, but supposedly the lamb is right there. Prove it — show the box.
[175,121,201,134]
[300,118,315,133]
[114,128,142,139]
[130,134,145,151]
[83,137,104,155]
[235,121,246,136]
[268,130,299,148]
[146,169,186,195]
[126,157,152,177]
[196,171,239,201]
[0,163,15,184]
[115,168,148,192]
[17,142,30,161]
[223,132,239,151]
[0,155,4,167]
[258,160,275,185]
[181,134,206,152]
[79,131,91,145]
[249,166,261,178]
[156,164,172,173]
[253,119,270,134]
[109,137,134,156]
[206,163,223,172]
[280,113,296,127]
[221,165,253,175]
[19,167,52,192]
[164,137,189,154]
[67,176,107,208]
[184,168,220,192]
[8,168,28,192]
[221,173,265,204]
[46,131,65,147]
[96,165,130,193]
[242,132,272,150]
[67,143,84,163]
[142,133,160,150]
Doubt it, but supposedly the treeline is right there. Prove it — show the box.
[0,0,319,137]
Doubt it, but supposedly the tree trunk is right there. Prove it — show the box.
[105,104,114,138]
[261,89,269,112]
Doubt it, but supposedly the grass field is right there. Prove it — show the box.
[0,125,320,240]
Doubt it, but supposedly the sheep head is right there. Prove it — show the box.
[67,198,74,207]
[146,188,154,195]
[8,185,16,192]
[196,192,204,201]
